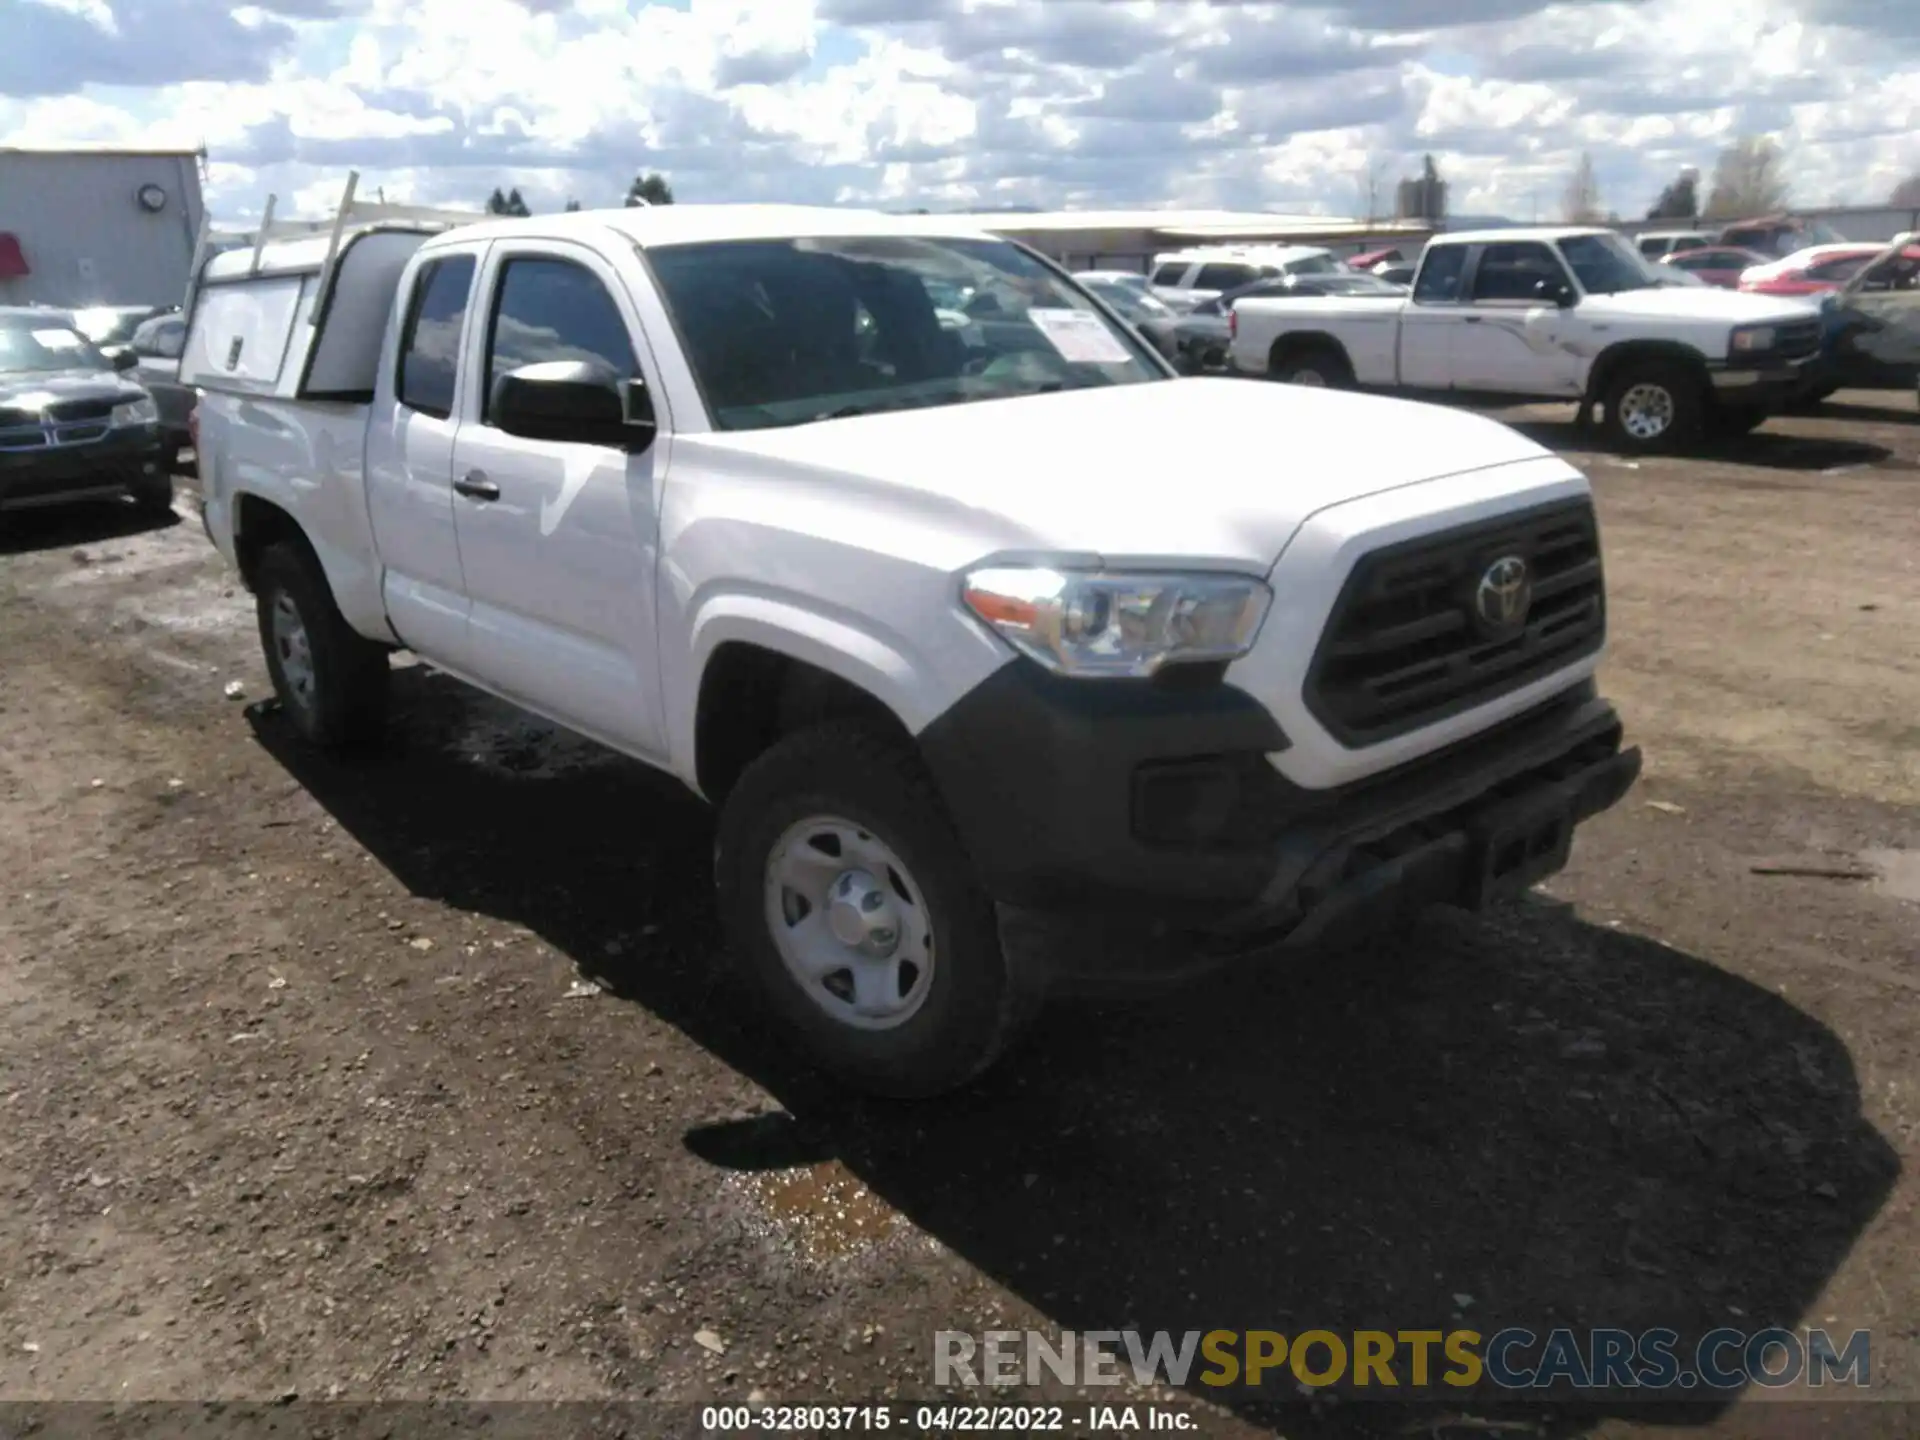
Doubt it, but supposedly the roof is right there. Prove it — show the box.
[419,203,1015,254]
[1436,226,1613,245]
[1153,243,1334,263]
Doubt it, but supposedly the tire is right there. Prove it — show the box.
[1271,346,1352,388]
[714,721,1037,1098]
[253,541,390,750]
[1601,361,1702,453]
[1704,405,1766,439]
[129,470,174,519]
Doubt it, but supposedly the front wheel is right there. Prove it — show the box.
[253,542,390,750]
[1602,363,1702,453]
[714,722,1036,1098]
[128,470,174,519]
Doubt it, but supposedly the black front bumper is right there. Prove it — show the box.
[0,424,165,511]
[918,663,1639,958]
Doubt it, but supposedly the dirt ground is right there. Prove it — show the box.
[1,392,1917,1439]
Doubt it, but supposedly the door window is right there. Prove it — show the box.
[132,315,186,359]
[1471,242,1568,303]
[483,258,637,424]
[396,256,476,419]
[1149,263,1188,287]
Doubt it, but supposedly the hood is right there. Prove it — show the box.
[1580,286,1812,326]
[687,378,1561,573]
[0,368,147,412]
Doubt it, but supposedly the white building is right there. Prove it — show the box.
[936,208,1436,272]
[0,147,208,308]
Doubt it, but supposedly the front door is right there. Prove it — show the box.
[447,242,671,761]
[1453,241,1583,397]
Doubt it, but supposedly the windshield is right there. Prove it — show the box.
[647,236,1167,432]
[1556,232,1662,295]
[1082,278,1174,323]
[1286,254,1340,276]
[0,321,112,375]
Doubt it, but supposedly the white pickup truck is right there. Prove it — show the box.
[1230,226,1825,451]
[187,202,1640,1096]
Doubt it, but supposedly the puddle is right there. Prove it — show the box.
[730,1159,902,1262]
[1859,849,1920,905]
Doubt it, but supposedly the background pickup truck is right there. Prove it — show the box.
[1229,226,1826,452]
[188,202,1638,1097]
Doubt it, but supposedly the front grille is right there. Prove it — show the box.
[1305,499,1606,745]
[1774,318,1822,363]
[0,422,48,451]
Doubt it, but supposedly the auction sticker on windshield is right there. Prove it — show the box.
[32,329,84,348]
[1026,307,1133,364]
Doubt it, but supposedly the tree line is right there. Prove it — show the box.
[1562,137,1920,225]
[483,171,675,216]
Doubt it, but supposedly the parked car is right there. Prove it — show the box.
[0,308,173,518]
[128,312,195,469]
[1173,272,1409,374]
[188,202,1638,1096]
[1347,247,1404,271]
[1737,244,1910,297]
[68,304,173,361]
[1659,245,1769,289]
[1812,230,1920,394]
[1635,229,1714,261]
[1074,273,1182,365]
[1717,213,1846,260]
[1374,261,1417,286]
[1228,226,1825,450]
[1147,246,1342,312]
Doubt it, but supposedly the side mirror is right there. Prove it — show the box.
[489,360,656,450]
[110,347,139,371]
[1535,278,1577,308]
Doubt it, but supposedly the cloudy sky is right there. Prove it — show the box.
[3,0,1917,224]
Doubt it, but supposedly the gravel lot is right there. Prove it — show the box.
[1,393,1917,1438]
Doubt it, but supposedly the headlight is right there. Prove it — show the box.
[112,397,158,427]
[961,566,1271,677]
[1730,326,1776,354]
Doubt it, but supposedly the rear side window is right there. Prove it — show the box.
[483,258,636,424]
[1412,245,1468,303]
[1149,263,1187,287]
[1637,237,1667,258]
[1193,263,1258,291]
[397,256,475,419]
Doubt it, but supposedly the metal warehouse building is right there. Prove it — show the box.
[0,147,207,309]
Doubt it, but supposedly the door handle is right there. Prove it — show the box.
[1461,315,1484,323]
[454,471,500,502]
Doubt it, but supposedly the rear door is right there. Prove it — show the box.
[445,241,672,760]
[364,247,482,666]
[1396,243,1470,389]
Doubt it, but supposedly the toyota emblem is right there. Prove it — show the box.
[1473,554,1532,633]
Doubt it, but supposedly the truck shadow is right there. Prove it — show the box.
[1503,420,1897,475]
[0,496,180,554]
[249,671,1899,1438]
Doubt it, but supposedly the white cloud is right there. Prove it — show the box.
[1,0,1918,224]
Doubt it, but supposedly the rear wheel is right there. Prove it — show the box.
[253,542,390,750]
[1271,345,1352,388]
[1602,362,1702,453]
[715,721,1037,1098]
